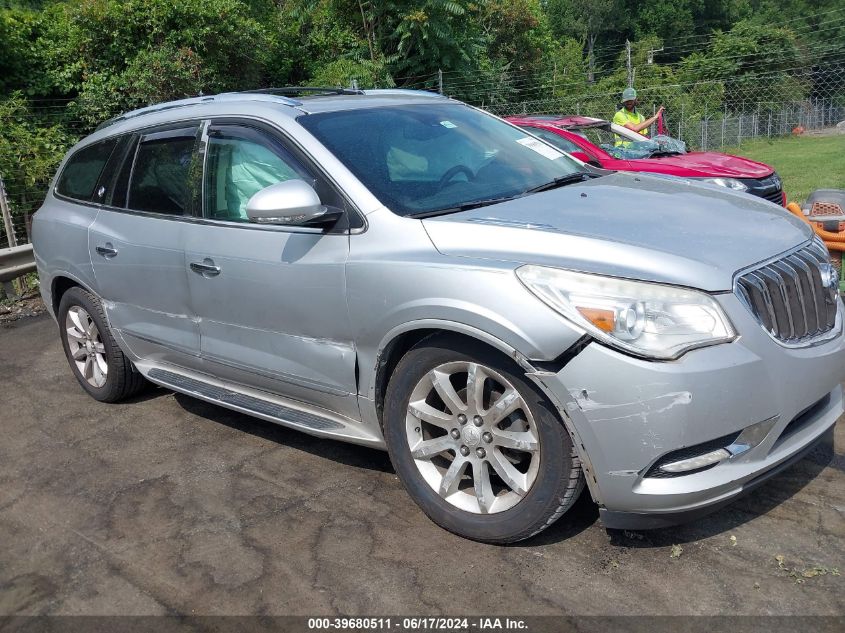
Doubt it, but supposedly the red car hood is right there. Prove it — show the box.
[630,151,773,179]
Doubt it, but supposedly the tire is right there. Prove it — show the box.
[383,334,584,543]
[58,286,147,403]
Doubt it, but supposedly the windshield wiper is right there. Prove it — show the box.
[408,172,603,218]
[409,195,522,219]
[523,171,599,194]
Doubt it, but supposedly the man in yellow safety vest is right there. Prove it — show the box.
[613,87,664,146]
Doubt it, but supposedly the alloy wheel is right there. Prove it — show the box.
[404,361,540,514]
[65,306,108,388]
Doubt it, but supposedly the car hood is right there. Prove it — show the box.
[629,151,773,178]
[421,172,811,292]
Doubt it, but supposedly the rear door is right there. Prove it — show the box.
[184,120,358,417]
[88,124,202,367]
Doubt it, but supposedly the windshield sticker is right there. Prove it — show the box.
[516,137,565,160]
[440,120,457,128]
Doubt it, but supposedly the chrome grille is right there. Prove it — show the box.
[760,188,783,204]
[740,174,783,206]
[735,241,839,345]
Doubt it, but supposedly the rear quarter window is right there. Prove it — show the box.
[55,138,119,201]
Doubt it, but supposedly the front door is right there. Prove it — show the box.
[89,124,202,367]
[184,121,357,417]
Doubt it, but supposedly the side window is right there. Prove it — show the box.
[56,138,118,201]
[520,127,582,154]
[127,128,198,215]
[203,126,309,222]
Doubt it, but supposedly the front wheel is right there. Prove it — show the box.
[383,335,584,543]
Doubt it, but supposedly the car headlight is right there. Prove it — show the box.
[516,266,736,360]
[698,177,748,192]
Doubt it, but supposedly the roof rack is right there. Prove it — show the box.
[93,87,445,132]
[241,87,365,97]
[361,88,445,98]
[94,92,304,131]
[240,87,446,98]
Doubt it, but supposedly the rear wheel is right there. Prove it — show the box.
[58,286,147,402]
[383,334,584,543]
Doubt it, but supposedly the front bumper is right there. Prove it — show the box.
[598,424,834,529]
[530,291,845,527]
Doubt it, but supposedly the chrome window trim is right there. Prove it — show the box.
[52,113,369,236]
[51,193,332,236]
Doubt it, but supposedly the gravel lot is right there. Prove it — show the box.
[1,314,843,616]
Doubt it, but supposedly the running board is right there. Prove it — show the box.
[141,366,384,448]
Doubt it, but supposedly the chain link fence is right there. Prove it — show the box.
[479,63,845,149]
[0,190,36,251]
[488,95,845,150]
[0,100,82,250]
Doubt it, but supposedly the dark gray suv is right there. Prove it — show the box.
[33,89,845,542]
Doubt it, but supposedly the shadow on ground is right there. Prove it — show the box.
[171,386,835,549]
[173,392,394,474]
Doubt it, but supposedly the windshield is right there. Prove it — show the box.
[575,125,687,160]
[298,103,584,217]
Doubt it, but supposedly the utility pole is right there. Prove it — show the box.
[438,69,443,95]
[625,39,633,88]
[647,46,663,64]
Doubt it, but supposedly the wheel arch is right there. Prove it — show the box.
[371,320,535,429]
[369,320,602,505]
[51,273,92,318]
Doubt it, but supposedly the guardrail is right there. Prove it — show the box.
[0,243,36,298]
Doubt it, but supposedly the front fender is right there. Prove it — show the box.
[350,264,586,401]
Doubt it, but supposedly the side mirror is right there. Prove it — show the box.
[246,180,340,227]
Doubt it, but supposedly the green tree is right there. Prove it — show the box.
[309,58,394,88]
[678,20,808,108]
[375,0,485,78]
[631,0,697,44]
[0,5,42,94]
[546,0,628,83]
[36,0,275,125]
[280,0,372,85]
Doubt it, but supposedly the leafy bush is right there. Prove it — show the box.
[36,0,274,124]
[0,93,72,237]
[309,59,395,89]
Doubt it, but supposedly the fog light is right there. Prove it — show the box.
[726,416,778,457]
[659,448,730,473]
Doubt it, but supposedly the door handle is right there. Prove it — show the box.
[95,244,118,258]
[190,260,221,277]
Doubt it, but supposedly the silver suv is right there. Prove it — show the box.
[33,89,844,542]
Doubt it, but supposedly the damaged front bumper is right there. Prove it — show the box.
[529,292,845,529]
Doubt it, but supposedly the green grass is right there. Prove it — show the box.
[723,134,845,205]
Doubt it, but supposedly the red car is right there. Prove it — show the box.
[506,115,786,205]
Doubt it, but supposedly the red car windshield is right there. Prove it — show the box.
[570,125,687,160]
